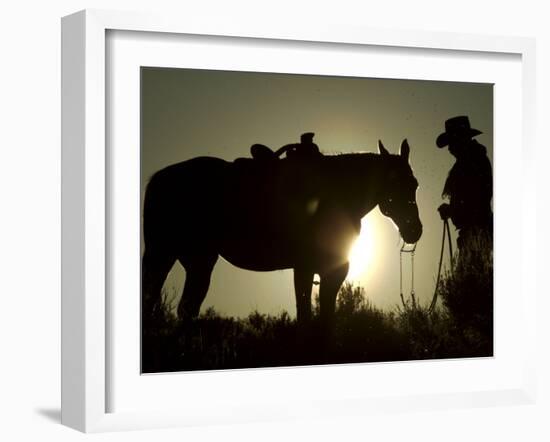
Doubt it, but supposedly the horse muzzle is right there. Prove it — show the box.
[401,223,423,245]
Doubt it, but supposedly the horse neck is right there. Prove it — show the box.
[322,153,387,217]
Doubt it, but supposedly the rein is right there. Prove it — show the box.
[399,242,417,308]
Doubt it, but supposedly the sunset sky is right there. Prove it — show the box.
[141,67,493,316]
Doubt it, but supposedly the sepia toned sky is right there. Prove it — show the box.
[141,67,493,316]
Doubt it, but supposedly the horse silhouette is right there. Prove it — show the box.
[142,139,422,326]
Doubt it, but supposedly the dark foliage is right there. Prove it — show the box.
[142,268,493,373]
[437,234,493,356]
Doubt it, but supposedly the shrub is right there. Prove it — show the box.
[437,231,493,355]
[141,267,493,372]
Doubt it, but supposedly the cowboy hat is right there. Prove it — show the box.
[436,116,482,148]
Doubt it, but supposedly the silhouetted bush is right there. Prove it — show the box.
[142,272,493,373]
[437,232,493,356]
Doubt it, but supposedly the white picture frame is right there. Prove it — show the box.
[61,9,537,433]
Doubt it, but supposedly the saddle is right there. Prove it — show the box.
[232,134,323,209]
[231,133,323,214]
[236,132,322,164]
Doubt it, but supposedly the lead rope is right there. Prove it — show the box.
[411,248,415,304]
[399,247,403,303]
[429,219,454,312]
[400,242,417,309]
[446,218,454,269]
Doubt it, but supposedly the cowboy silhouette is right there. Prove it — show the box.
[436,116,493,257]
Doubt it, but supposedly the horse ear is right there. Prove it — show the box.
[400,139,410,161]
[378,140,390,156]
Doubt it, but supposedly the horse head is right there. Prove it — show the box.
[377,139,423,245]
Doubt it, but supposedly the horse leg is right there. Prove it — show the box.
[319,262,349,328]
[294,268,314,323]
[177,253,218,320]
[142,247,176,320]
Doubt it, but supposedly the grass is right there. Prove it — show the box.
[142,240,493,373]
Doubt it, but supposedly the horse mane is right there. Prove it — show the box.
[317,151,387,174]
[286,151,387,203]
[325,151,379,159]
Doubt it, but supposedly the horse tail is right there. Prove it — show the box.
[142,171,164,248]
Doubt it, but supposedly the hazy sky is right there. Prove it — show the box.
[141,67,493,316]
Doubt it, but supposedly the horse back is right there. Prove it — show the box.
[143,155,325,261]
[143,157,230,246]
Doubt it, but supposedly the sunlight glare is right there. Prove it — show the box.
[347,217,375,283]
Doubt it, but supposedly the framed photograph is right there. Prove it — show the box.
[61,9,537,433]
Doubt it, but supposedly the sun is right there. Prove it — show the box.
[346,216,375,283]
